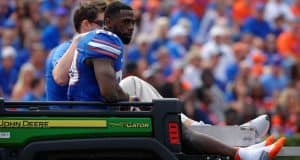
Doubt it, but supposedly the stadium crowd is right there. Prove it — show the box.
[0,0,299,137]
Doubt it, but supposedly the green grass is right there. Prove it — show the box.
[276,134,300,160]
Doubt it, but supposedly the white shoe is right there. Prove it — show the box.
[240,114,270,140]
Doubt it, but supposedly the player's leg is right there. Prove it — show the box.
[240,114,270,141]
[182,123,237,155]
[120,76,270,139]
[182,123,286,160]
[119,76,163,102]
[120,76,286,158]
[246,135,274,149]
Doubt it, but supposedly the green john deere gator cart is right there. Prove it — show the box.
[0,98,230,160]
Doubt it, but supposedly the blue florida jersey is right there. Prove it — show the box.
[68,29,124,102]
[45,41,71,101]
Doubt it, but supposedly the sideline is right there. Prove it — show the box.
[278,147,300,156]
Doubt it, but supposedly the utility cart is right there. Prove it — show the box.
[0,98,231,160]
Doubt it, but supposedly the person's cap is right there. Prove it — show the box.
[200,46,222,60]
[1,46,16,59]
[177,18,191,32]
[210,25,227,37]
[136,33,151,45]
[168,25,188,38]
[54,7,69,16]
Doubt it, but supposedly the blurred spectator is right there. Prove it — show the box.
[143,64,165,90]
[271,14,287,36]
[264,34,279,64]
[28,43,46,78]
[191,87,214,124]
[149,17,169,55]
[41,6,70,51]
[177,18,193,49]
[24,0,48,29]
[182,46,202,89]
[126,33,152,65]
[226,76,249,111]
[291,0,300,16]
[11,63,36,100]
[226,42,249,82]
[277,18,300,60]
[260,55,289,98]
[224,108,239,125]
[242,3,272,39]
[0,46,18,99]
[200,68,226,124]
[248,81,266,114]
[232,0,252,26]
[139,0,160,34]
[195,1,231,43]
[201,25,235,87]
[0,0,13,26]
[290,61,300,83]
[40,0,59,15]
[159,79,188,100]
[240,32,254,44]
[123,61,141,78]
[169,0,200,39]
[0,22,18,50]
[166,61,191,98]
[244,37,265,72]
[15,30,40,71]
[153,46,173,78]
[166,24,188,60]
[278,87,300,114]
[137,58,149,78]
[226,75,258,123]
[272,87,300,136]
[191,0,209,18]
[250,52,266,79]
[264,0,294,25]
[22,77,45,101]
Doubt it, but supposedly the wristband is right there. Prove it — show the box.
[129,96,140,102]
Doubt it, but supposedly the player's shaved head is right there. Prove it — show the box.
[104,1,132,20]
[104,1,134,44]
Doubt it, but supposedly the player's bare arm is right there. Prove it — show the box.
[52,35,82,86]
[92,58,129,102]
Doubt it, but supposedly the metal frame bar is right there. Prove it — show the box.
[278,147,300,157]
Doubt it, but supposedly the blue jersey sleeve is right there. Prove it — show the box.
[83,31,122,60]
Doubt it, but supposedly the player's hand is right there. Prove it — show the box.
[129,96,140,102]
[73,32,89,42]
[129,96,141,111]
